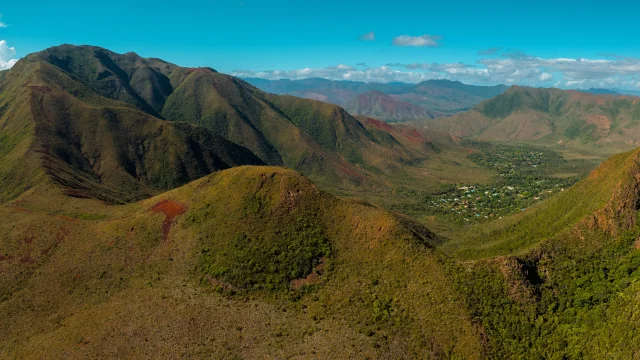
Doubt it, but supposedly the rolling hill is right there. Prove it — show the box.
[3,140,640,358]
[244,77,508,120]
[0,166,485,359]
[422,86,640,154]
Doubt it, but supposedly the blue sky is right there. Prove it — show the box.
[1,0,640,88]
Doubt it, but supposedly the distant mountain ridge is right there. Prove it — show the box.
[421,85,640,153]
[583,88,621,95]
[345,90,443,121]
[244,77,508,121]
[581,88,640,96]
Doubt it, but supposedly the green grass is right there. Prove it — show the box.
[0,166,485,359]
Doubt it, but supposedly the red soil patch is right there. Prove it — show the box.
[363,117,395,133]
[404,129,425,143]
[634,238,640,250]
[586,115,611,131]
[291,258,326,290]
[57,215,80,222]
[150,200,187,242]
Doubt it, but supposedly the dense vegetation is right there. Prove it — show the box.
[457,225,640,359]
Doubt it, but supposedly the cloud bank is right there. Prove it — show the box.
[0,40,17,70]
[233,50,640,90]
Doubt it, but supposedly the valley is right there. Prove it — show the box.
[1,44,639,359]
[396,141,598,226]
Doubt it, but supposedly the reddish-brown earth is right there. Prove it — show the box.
[362,117,395,132]
[150,200,187,241]
[291,258,326,289]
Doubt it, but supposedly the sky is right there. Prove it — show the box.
[1,0,640,89]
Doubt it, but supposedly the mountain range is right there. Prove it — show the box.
[2,45,640,358]
[583,87,640,96]
[0,44,467,205]
[0,45,485,358]
[244,77,508,122]
[421,85,640,154]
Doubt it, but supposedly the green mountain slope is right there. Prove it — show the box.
[444,147,640,358]
[0,54,264,203]
[0,166,484,359]
[422,86,640,154]
[28,45,452,194]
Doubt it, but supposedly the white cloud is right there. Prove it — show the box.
[539,72,553,81]
[478,52,640,88]
[233,50,640,90]
[358,32,375,41]
[0,40,17,70]
[0,13,7,28]
[328,64,355,70]
[233,66,441,83]
[392,35,441,47]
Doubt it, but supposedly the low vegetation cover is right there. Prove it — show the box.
[3,44,640,359]
[0,167,483,359]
